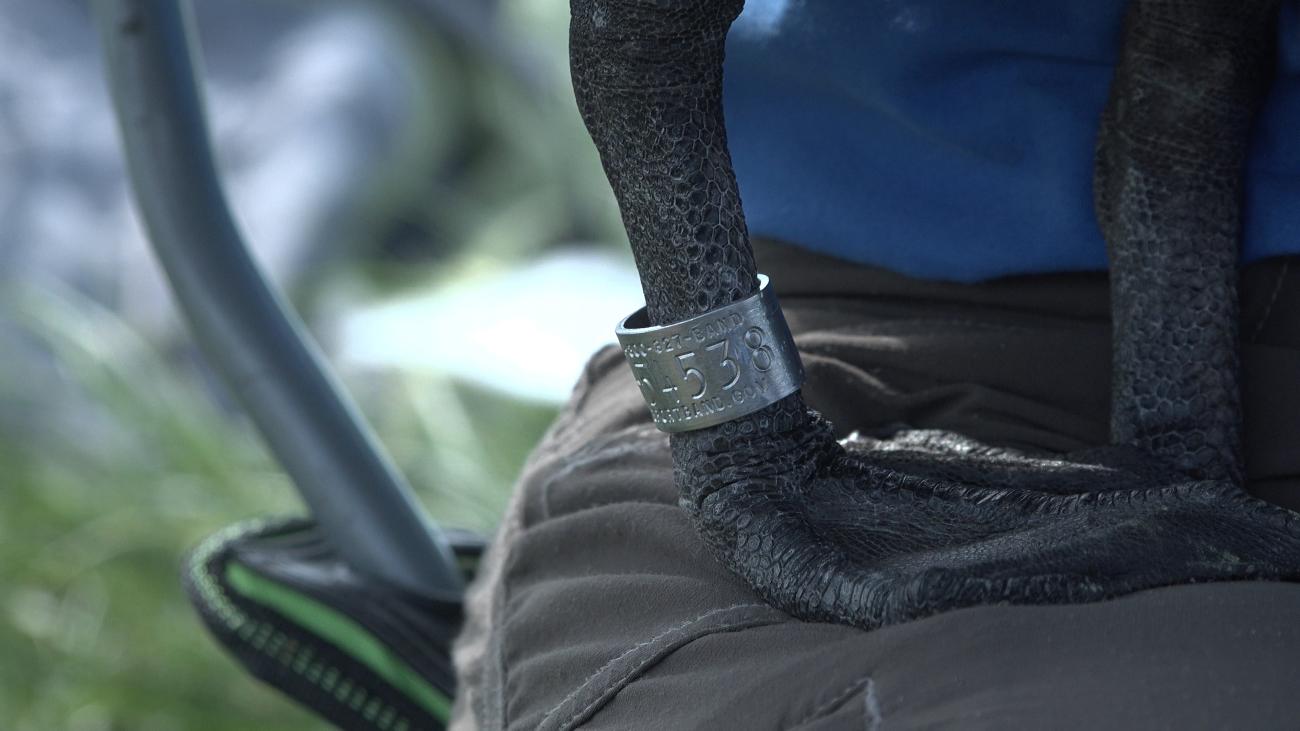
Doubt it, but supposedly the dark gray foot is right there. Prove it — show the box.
[571,0,1300,629]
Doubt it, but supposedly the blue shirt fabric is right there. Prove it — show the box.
[723,1,1300,282]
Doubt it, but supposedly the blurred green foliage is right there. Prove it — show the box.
[2,285,330,730]
[1,284,559,730]
[0,0,617,728]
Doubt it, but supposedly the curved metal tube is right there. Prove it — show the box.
[93,0,462,599]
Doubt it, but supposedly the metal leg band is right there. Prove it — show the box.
[615,275,804,433]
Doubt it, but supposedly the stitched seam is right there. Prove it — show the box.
[539,602,772,728]
[565,613,781,731]
[540,499,679,524]
[1250,260,1290,343]
[786,673,874,730]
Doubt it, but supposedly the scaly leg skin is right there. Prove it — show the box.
[571,0,1300,630]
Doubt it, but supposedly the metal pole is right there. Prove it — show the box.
[93,0,463,599]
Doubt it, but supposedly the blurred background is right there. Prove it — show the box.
[0,0,642,728]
